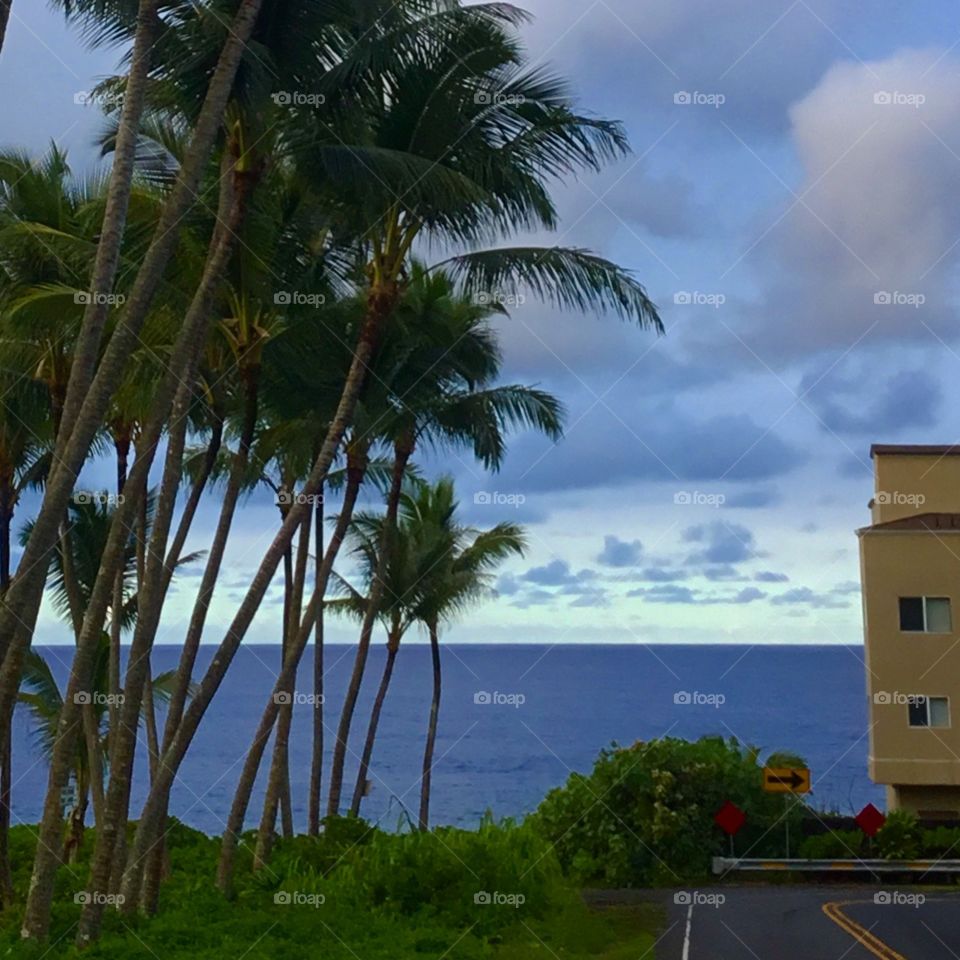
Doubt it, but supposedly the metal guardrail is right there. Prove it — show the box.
[713,857,960,875]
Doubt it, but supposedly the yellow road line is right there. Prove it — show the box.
[822,901,908,960]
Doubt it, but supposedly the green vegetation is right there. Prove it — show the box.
[0,820,659,959]
[533,736,807,886]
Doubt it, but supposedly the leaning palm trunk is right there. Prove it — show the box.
[0,1,12,58]
[0,0,265,766]
[254,512,311,868]
[76,168,258,946]
[215,464,370,892]
[20,162,254,943]
[419,619,442,831]
[307,486,325,835]
[132,405,255,916]
[349,628,401,817]
[327,439,412,817]
[122,297,389,904]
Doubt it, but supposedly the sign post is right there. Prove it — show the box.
[762,767,811,857]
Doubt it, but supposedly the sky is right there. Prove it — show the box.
[3,1,960,646]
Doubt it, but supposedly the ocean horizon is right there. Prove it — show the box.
[13,643,881,834]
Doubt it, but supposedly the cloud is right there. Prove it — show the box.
[770,587,850,609]
[730,587,766,604]
[597,535,644,567]
[522,559,575,586]
[801,362,941,435]
[739,48,960,359]
[630,584,698,604]
[724,487,780,509]
[755,571,789,583]
[683,521,757,565]
[639,567,689,582]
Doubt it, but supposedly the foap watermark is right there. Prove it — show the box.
[674,90,725,108]
[874,891,925,907]
[474,290,526,308]
[474,890,525,908]
[474,690,525,708]
[274,691,324,706]
[674,291,725,308]
[874,90,925,108]
[74,691,125,707]
[74,891,124,906]
[274,291,326,307]
[875,491,925,508]
[75,291,126,307]
[276,490,324,507]
[271,91,326,107]
[274,890,326,907]
[674,891,725,908]
[873,691,925,706]
[474,91,526,106]
[674,690,725,708]
[674,490,725,508]
[874,290,925,308]
[474,491,526,508]
[74,89,124,108]
[73,491,125,506]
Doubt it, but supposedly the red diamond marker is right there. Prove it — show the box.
[856,803,886,838]
[714,800,746,836]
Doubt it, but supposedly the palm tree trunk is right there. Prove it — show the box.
[349,628,401,817]
[256,507,311,865]
[122,296,392,901]
[419,620,441,831]
[0,1,12,59]
[0,487,12,907]
[108,431,130,757]
[307,486,325,835]
[76,170,258,945]
[19,160,255,945]
[327,438,411,817]
[214,462,366,894]
[0,0,264,793]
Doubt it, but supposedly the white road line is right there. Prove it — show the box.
[682,902,693,960]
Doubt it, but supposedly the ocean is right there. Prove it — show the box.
[12,643,882,834]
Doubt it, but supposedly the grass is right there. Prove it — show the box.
[0,820,662,959]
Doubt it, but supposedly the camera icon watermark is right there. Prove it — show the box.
[874,890,925,907]
[673,91,725,108]
[673,291,725,308]
[473,491,526,508]
[271,91,326,107]
[74,891,124,906]
[273,890,325,907]
[274,291,326,307]
[874,290,925,308]
[673,690,725,708]
[674,891,725,908]
[74,291,126,307]
[873,90,925,108]
[673,490,725,508]
[874,491,925,507]
[474,690,525,708]
[273,691,324,706]
[474,890,525,907]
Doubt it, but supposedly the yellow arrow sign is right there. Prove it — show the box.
[762,767,811,794]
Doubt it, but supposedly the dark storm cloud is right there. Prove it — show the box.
[496,409,805,495]
[801,363,941,436]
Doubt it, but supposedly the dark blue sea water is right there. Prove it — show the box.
[12,644,882,834]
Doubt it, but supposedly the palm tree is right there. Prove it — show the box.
[412,484,525,829]
[334,268,563,818]
[119,0,661,910]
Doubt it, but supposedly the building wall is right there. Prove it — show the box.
[872,452,960,523]
[890,784,960,818]
[860,529,960,789]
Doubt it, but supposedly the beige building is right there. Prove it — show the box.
[859,444,960,817]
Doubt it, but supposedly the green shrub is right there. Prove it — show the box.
[875,809,922,859]
[531,736,805,886]
[796,829,865,859]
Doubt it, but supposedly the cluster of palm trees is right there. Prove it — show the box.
[0,0,661,946]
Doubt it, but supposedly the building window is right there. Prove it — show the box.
[899,597,952,633]
[908,696,950,728]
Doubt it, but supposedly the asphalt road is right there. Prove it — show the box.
[592,886,960,959]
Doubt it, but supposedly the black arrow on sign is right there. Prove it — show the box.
[766,770,805,789]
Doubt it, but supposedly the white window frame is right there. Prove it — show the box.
[899,596,952,634]
[907,695,951,729]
